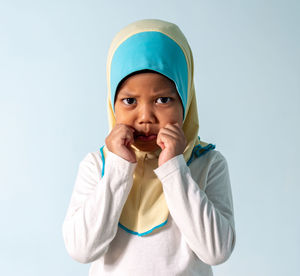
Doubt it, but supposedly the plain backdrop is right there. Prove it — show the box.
[1,0,299,275]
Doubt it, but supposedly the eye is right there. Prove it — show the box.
[122,98,136,105]
[156,97,172,104]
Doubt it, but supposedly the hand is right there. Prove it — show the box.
[156,123,186,167]
[105,124,136,163]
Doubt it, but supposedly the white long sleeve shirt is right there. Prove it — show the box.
[62,149,236,275]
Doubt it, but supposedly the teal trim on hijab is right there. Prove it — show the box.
[110,31,188,117]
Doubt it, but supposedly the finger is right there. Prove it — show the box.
[122,132,134,146]
[164,123,184,134]
[115,123,135,133]
[116,124,134,140]
[161,124,183,137]
[124,138,130,147]
[122,124,135,134]
[157,129,180,145]
[158,127,182,140]
[157,128,186,150]
[157,132,179,144]
[156,133,166,150]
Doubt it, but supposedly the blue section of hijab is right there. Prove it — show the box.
[110,31,188,117]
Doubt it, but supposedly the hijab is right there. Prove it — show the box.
[100,19,215,236]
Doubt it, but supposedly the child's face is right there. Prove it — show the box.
[114,72,184,152]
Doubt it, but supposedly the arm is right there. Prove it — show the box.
[62,151,136,264]
[154,151,236,266]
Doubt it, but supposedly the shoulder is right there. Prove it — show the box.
[79,149,136,179]
[78,150,103,175]
[189,149,228,171]
[188,149,229,190]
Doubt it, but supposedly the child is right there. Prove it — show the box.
[62,19,236,275]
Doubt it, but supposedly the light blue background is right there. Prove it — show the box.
[1,0,299,275]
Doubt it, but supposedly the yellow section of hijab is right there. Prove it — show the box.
[104,19,210,235]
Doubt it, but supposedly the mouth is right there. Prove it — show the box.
[134,132,157,142]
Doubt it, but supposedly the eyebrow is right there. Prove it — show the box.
[118,88,177,97]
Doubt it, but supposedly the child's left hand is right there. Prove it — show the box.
[157,123,186,167]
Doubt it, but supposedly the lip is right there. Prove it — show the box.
[134,133,157,142]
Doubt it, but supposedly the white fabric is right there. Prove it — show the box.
[62,149,236,275]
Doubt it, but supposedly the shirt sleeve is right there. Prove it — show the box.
[154,151,236,266]
[62,150,137,264]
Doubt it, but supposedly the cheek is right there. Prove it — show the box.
[115,113,127,124]
[160,108,183,127]
[114,113,124,124]
[114,104,124,123]
[115,107,134,125]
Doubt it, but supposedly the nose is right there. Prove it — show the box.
[137,103,156,125]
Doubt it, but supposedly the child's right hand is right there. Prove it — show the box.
[105,124,137,163]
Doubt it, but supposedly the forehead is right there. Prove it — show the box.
[117,71,177,95]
